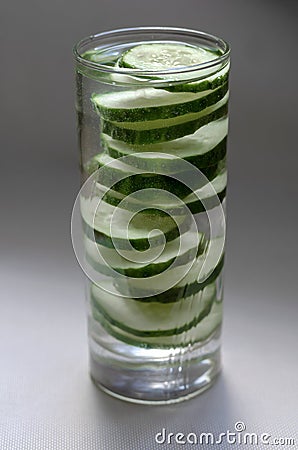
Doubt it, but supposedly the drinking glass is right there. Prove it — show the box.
[72,27,230,404]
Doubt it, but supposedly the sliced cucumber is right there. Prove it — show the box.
[119,43,220,71]
[101,94,228,145]
[127,167,227,215]
[89,152,190,197]
[81,196,191,251]
[114,247,225,302]
[93,165,226,216]
[91,298,222,348]
[82,42,228,322]
[101,116,228,171]
[109,59,228,88]
[111,63,230,93]
[183,168,227,214]
[89,152,221,198]
[82,49,117,66]
[91,281,216,337]
[85,231,205,278]
[91,82,228,122]
[164,64,229,93]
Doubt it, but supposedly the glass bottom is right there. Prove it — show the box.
[89,326,221,404]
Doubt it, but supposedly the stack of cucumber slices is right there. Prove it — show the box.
[82,42,229,349]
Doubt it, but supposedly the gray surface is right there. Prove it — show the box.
[1,0,298,448]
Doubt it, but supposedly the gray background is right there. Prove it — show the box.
[1,0,298,449]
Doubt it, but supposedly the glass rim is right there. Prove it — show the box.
[73,26,230,76]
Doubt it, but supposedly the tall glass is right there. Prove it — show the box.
[72,27,230,404]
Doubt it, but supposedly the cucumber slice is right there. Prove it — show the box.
[93,166,227,216]
[82,49,117,66]
[81,197,191,250]
[119,43,220,71]
[91,82,228,122]
[129,167,227,215]
[89,152,220,198]
[114,246,225,302]
[89,152,190,197]
[164,64,230,93]
[109,59,229,89]
[90,281,216,337]
[101,94,228,145]
[85,231,205,278]
[101,117,228,171]
[184,168,227,214]
[91,298,222,349]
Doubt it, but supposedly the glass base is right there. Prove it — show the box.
[89,326,221,405]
